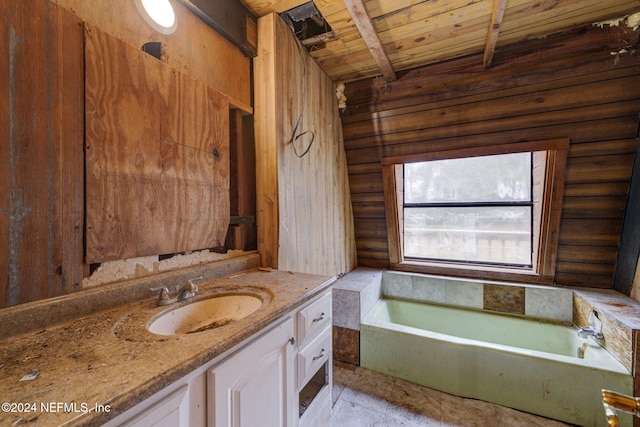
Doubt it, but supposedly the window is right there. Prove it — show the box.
[403,153,533,266]
[382,139,569,284]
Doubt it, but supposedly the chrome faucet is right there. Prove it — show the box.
[177,277,201,301]
[578,310,605,346]
[150,276,202,306]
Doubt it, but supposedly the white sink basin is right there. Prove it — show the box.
[148,294,263,336]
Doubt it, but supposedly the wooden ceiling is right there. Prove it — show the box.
[239,0,640,83]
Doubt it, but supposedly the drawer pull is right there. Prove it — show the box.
[312,313,325,323]
[312,348,326,361]
[289,337,296,345]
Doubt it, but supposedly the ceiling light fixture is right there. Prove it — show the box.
[135,0,177,34]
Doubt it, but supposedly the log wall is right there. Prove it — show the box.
[341,25,640,288]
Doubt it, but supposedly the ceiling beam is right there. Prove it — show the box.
[483,0,508,69]
[343,0,396,81]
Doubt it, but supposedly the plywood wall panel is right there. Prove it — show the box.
[343,26,640,286]
[254,13,356,276]
[85,25,229,262]
[50,0,251,110]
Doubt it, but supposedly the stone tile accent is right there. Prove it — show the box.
[333,325,359,365]
[483,283,525,314]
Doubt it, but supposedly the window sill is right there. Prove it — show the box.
[391,260,555,285]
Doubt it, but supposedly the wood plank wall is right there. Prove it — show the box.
[341,25,640,288]
[254,13,357,276]
[0,0,252,308]
[0,1,84,306]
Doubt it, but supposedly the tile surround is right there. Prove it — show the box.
[381,271,573,322]
[332,269,382,331]
[332,269,382,365]
[527,286,573,322]
[411,274,446,303]
[332,285,361,330]
[444,279,484,309]
[483,283,525,315]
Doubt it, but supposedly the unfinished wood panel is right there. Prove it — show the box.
[254,13,280,269]
[343,0,396,81]
[341,26,640,287]
[254,13,356,276]
[0,1,84,307]
[243,0,639,83]
[227,109,257,251]
[85,25,229,262]
[482,0,508,69]
[51,0,251,110]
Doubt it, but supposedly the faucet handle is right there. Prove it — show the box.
[589,310,603,334]
[176,277,202,302]
[150,286,169,295]
[149,286,174,306]
[187,276,203,291]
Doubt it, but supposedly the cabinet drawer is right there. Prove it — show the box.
[297,292,331,347]
[297,327,331,389]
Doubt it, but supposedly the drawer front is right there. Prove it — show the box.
[297,326,331,389]
[297,292,332,347]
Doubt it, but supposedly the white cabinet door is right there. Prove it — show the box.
[209,316,296,427]
[120,385,190,427]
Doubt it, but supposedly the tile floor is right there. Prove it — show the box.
[330,362,572,427]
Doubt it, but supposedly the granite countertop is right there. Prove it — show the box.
[0,268,335,426]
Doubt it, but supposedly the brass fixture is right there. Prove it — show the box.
[602,389,640,427]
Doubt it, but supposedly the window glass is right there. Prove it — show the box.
[405,153,532,203]
[404,206,532,265]
[403,153,532,266]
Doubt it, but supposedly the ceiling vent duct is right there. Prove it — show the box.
[280,1,336,48]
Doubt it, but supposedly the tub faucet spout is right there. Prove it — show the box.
[578,311,605,345]
[578,326,604,339]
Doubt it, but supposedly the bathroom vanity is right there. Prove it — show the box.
[0,261,334,426]
[106,289,332,426]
